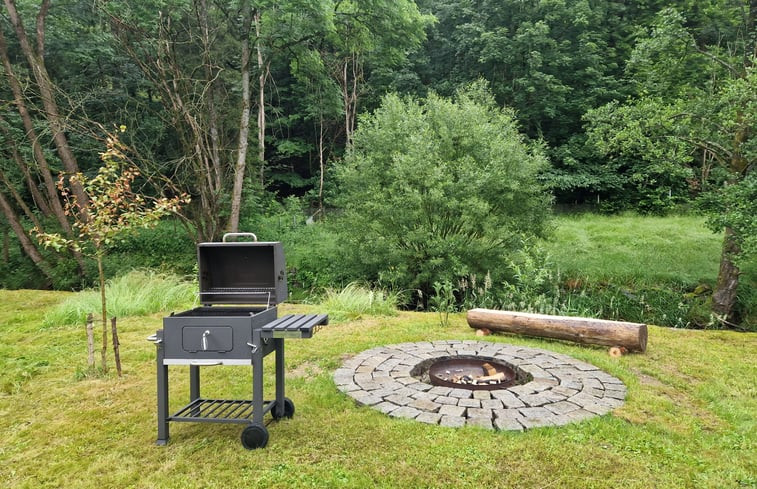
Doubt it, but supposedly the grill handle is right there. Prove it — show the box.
[189,360,222,366]
[222,232,258,242]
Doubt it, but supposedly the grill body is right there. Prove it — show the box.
[150,234,327,449]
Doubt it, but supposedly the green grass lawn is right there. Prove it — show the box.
[544,213,723,285]
[1,290,755,489]
[542,213,755,329]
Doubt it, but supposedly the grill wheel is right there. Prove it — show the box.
[272,397,296,420]
[241,422,269,450]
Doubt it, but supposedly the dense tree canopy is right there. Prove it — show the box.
[0,0,754,324]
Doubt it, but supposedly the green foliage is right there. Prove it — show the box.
[240,197,346,295]
[699,171,757,261]
[42,269,196,328]
[105,219,197,276]
[319,282,399,322]
[332,83,552,303]
[429,281,457,326]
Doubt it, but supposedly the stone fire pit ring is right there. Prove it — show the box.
[333,340,626,430]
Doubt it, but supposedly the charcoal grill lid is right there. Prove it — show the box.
[197,233,287,305]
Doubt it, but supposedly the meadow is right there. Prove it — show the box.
[1,213,754,488]
[1,289,755,488]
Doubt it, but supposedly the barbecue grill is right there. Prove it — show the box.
[148,232,328,449]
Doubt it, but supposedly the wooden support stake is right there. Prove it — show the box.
[86,313,95,369]
[111,317,122,377]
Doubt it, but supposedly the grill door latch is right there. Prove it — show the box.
[202,330,211,351]
[246,342,258,354]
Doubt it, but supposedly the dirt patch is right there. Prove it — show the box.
[287,361,324,379]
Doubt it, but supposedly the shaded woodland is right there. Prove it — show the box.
[0,0,754,325]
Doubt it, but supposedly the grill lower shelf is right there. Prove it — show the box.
[170,398,274,424]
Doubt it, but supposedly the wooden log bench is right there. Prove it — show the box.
[466,308,647,353]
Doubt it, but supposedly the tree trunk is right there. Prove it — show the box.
[0,116,51,218]
[317,114,326,214]
[0,169,43,231]
[229,4,254,233]
[711,227,741,324]
[254,12,267,188]
[0,29,63,223]
[466,308,648,352]
[341,54,361,146]
[0,190,54,284]
[3,0,88,208]
[196,0,222,194]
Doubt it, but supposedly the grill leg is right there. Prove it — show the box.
[189,365,200,416]
[252,330,264,424]
[156,338,169,446]
[275,338,285,418]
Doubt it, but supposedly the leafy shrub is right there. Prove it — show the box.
[332,82,552,305]
[43,269,196,327]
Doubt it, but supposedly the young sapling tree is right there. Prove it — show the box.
[34,133,189,375]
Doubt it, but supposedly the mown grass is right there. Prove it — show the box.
[544,213,722,285]
[541,213,755,329]
[1,290,754,489]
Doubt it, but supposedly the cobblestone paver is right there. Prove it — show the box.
[334,340,626,431]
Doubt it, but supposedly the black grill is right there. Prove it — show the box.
[148,233,328,449]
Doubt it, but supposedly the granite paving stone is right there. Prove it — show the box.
[438,405,466,417]
[440,415,466,428]
[336,340,625,432]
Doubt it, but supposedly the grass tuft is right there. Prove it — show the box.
[319,282,400,321]
[42,269,196,328]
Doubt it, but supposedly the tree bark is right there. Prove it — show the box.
[0,169,42,230]
[228,3,254,233]
[255,11,267,188]
[3,0,87,208]
[0,116,51,218]
[711,227,741,324]
[467,308,648,352]
[0,28,63,222]
[341,54,361,145]
[0,190,54,284]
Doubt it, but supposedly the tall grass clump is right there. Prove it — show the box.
[43,269,196,328]
[319,283,400,321]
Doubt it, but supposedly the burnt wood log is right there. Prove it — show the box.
[467,308,647,352]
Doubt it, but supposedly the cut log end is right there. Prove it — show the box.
[608,346,628,357]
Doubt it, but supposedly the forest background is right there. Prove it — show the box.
[0,0,754,329]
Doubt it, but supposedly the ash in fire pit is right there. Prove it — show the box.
[429,358,516,390]
[411,355,527,391]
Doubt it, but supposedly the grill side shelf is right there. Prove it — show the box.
[260,314,329,339]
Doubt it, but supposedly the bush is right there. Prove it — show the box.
[331,82,553,305]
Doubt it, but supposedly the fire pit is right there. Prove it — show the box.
[414,356,521,390]
[335,340,627,430]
